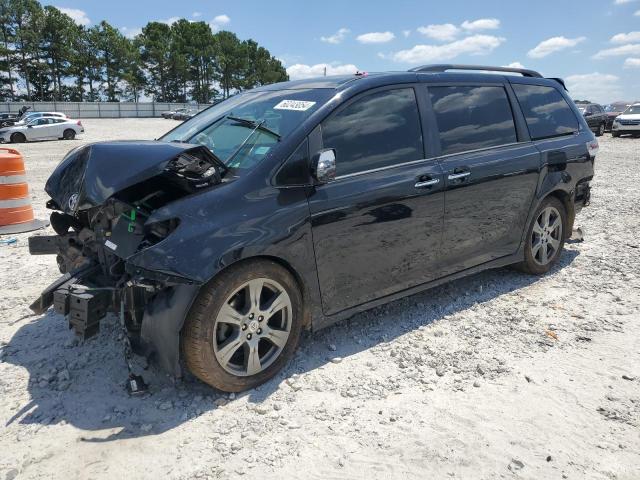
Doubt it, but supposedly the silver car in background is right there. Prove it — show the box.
[0,117,84,143]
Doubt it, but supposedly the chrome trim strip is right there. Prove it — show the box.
[415,178,440,188]
[334,157,436,181]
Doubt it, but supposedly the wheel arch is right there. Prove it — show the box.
[544,189,575,238]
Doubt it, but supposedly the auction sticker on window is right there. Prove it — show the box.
[274,100,316,111]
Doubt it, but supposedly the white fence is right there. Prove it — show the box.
[0,102,214,118]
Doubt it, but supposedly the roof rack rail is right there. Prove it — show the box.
[409,64,543,78]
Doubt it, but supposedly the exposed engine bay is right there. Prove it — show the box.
[28,141,226,385]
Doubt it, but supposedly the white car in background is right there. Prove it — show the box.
[612,103,640,137]
[0,117,84,143]
[10,111,68,126]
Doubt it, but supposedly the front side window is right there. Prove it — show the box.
[322,88,423,176]
[512,84,579,140]
[429,85,518,156]
[161,88,334,173]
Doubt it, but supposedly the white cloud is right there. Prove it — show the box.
[192,12,202,18]
[389,35,505,64]
[286,63,359,80]
[610,31,640,43]
[636,9,640,15]
[624,57,640,67]
[321,28,350,44]
[593,43,640,58]
[402,30,411,38]
[504,62,526,68]
[461,18,500,31]
[566,73,621,103]
[614,0,638,4]
[120,26,142,39]
[209,14,230,32]
[160,16,181,25]
[417,24,460,42]
[57,7,91,26]
[357,31,395,44]
[527,36,586,58]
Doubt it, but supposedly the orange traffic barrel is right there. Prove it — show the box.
[0,147,48,234]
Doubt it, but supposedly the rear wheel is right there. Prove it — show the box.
[63,129,76,140]
[596,123,605,137]
[10,132,26,143]
[516,197,566,275]
[181,259,303,392]
[612,131,620,138]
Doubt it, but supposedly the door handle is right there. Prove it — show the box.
[448,171,471,181]
[414,178,440,188]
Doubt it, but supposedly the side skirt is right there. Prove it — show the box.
[312,252,523,331]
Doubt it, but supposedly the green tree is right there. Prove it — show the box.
[41,5,78,100]
[137,21,172,101]
[94,21,129,101]
[213,30,245,99]
[242,39,288,90]
[10,0,44,100]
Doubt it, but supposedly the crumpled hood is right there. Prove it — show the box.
[45,140,209,213]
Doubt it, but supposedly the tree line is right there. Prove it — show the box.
[0,0,288,103]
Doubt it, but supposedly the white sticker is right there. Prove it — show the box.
[273,100,316,111]
[105,240,118,251]
[254,146,270,155]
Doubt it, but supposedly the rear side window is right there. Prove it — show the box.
[429,86,518,156]
[512,84,579,140]
[322,88,423,176]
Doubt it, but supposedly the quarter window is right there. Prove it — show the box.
[322,88,423,176]
[512,84,579,140]
[429,86,518,156]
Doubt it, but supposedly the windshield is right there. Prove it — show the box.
[623,105,640,115]
[605,104,623,112]
[161,88,333,172]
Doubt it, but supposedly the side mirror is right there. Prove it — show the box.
[312,149,336,184]
[27,124,33,128]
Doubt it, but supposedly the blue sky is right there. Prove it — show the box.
[43,0,640,103]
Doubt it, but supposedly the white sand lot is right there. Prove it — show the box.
[0,120,639,479]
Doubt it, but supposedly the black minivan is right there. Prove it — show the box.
[30,65,596,392]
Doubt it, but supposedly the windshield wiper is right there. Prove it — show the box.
[226,115,281,140]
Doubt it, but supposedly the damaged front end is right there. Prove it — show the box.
[29,141,226,377]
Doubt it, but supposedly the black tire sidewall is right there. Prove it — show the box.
[181,260,303,392]
[521,197,567,275]
[11,133,25,143]
[63,129,75,140]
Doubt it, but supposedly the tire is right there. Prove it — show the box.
[516,196,566,275]
[181,259,303,392]
[612,131,620,138]
[596,123,605,137]
[10,132,26,143]
[63,129,76,140]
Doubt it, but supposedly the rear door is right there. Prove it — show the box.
[425,83,541,274]
[308,85,445,315]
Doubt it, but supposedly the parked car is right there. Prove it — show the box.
[0,116,83,143]
[611,103,640,137]
[9,111,67,127]
[172,108,198,120]
[29,64,596,393]
[0,107,32,127]
[161,107,187,119]
[576,103,607,136]
[604,103,629,131]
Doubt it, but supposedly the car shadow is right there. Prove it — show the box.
[2,249,579,441]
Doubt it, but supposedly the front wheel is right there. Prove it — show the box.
[10,132,26,143]
[181,259,303,392]
[596,123,605,137]
[516,197,566,275]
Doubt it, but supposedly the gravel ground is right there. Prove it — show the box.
[1,119,639,480]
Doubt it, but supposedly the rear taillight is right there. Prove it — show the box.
[586,139,599,158]
[77,120,82,126]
